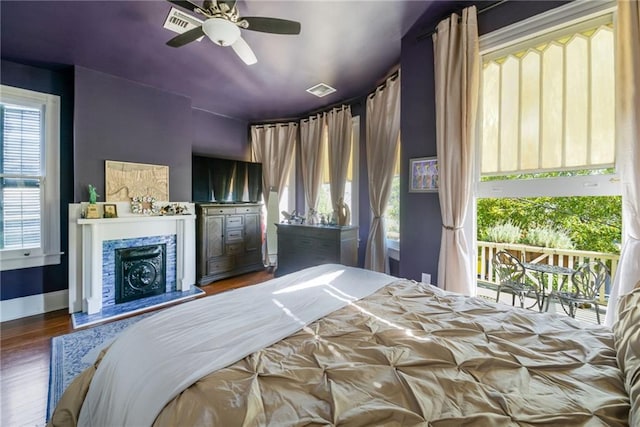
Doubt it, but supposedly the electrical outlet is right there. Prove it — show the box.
[421,273,431,284]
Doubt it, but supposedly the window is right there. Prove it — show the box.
[386,137,401,260]
[478,3,618,195]
[278,150,296,216]
[476,2,621,284]
[0,85,60,271]
[313,116,359,225]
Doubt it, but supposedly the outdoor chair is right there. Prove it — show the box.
[492,250,542,310]
[545,260,609,324]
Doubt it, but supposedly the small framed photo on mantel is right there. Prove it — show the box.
[103,204,118,218]
[409,156,439,193]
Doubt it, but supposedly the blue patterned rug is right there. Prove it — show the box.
[47,312,156,420]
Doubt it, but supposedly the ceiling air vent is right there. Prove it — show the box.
[163,7,204,41]
[306,83,337,98]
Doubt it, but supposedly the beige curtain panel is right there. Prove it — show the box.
[365,74,401,273]
[432,6,479,295]
[251,123,297,265]
[326,106,353,213]
[251,123,297,205]
[300,114,326,214]
[605,0,640,326]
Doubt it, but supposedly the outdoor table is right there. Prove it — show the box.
[522,262,575,312]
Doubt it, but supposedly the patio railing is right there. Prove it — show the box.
[477,241,619,304]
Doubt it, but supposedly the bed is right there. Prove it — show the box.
[48,264,639,426]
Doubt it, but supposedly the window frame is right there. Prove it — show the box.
[0,84,61,271]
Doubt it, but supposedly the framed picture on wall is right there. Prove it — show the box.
[409,156,438,192]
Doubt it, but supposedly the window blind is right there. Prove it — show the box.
[1,104,43,250]
[481,23,615,175]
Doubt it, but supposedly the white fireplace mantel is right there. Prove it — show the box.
[68,202,196,314]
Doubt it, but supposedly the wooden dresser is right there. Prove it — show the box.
[275,223,358,277]
[195,203,263,285]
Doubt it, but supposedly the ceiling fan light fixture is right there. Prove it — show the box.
[202,18,241,46]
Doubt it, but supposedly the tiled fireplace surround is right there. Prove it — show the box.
[69,202,199,327]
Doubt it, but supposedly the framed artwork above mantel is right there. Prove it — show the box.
[105,160,169,202]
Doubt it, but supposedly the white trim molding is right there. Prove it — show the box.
[1,289,68,322]
[0,84,61,271]
[480,0,616,55]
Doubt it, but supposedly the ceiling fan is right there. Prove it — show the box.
[165,0,301,65]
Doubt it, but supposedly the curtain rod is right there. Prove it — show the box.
[416,0,508,42]
[367,69,400,99]
[300,104,350,122]
[251,122,298,129]
[251,100,356,127]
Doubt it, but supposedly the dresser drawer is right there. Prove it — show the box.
[226,242,244,255]
[226,215,244,228]
[235,205,261,214]
[316,238,336,252]
[207,257,233,274]
[305,227,339,239]
[294,237,316,251]
[206,207,237,215]
[226,228,244,242]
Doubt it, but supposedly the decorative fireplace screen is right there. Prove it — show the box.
[115,244,167,304]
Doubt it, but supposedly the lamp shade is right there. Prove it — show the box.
[202,18,241,47]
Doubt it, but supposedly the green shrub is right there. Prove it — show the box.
[484,222,522,243]
[477,195,621,253]
[523,226,575,249]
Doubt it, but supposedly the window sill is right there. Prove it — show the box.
[0,252,63,272]
[387,239,400,261]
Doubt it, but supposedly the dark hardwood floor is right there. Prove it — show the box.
[0,269,273,427]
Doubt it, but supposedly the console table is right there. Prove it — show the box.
[275,223,358,277]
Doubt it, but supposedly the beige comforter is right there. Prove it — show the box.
[50,279,630,426]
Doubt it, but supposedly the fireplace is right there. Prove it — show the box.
[115,244,167,304]
[69,201,197,316]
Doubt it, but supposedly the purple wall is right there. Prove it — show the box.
[399,1,570,283]
[3,64,253,301]
[0,60,74,300]
[74,67,193,202]
[192,109,250,160]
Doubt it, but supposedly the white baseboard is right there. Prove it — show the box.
[1,290,68,322]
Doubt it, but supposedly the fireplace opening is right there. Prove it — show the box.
[115,244,167,304]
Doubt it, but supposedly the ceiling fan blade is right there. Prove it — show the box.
[166,26,205,47]
[231,36,257,65]
[166,0,200,13]
[242,17,301,35]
